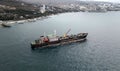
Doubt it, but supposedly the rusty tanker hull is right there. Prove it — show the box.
[31,33,88,49]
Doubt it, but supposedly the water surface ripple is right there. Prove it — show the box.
[0,12,120,71]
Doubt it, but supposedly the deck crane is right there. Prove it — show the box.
[64,29,71,37]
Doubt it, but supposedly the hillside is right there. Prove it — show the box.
[0,0,66,21]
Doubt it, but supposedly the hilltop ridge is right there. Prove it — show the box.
[0,0,120,21]
[0,0,66,21]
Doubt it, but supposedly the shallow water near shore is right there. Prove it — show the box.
[0,12,120,71]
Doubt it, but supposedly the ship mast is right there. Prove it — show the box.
[54,30,57,36]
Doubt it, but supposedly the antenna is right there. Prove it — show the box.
[54,30,57,36]
[44,32,46,37]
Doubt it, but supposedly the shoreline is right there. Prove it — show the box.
[0,10,65,27]
[0,15,51,27]
[0,11,120,28]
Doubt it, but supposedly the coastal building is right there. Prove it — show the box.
[0,5,16,10]
[70,4,75,8]
[40,5,46,14]
[46,6,53,12]
[79,6,87,11]
[0,5,6,8]
[21,3,25,6]
[20,16,24,19]
[0,20,3,25]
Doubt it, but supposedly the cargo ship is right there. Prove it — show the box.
[1,21,14,27]
[31,29,88,49]
[2,23,12,27]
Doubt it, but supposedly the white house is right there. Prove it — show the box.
[40,5,46,13]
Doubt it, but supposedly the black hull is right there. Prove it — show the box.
[31,33,88,50]
[31,38,87,50]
